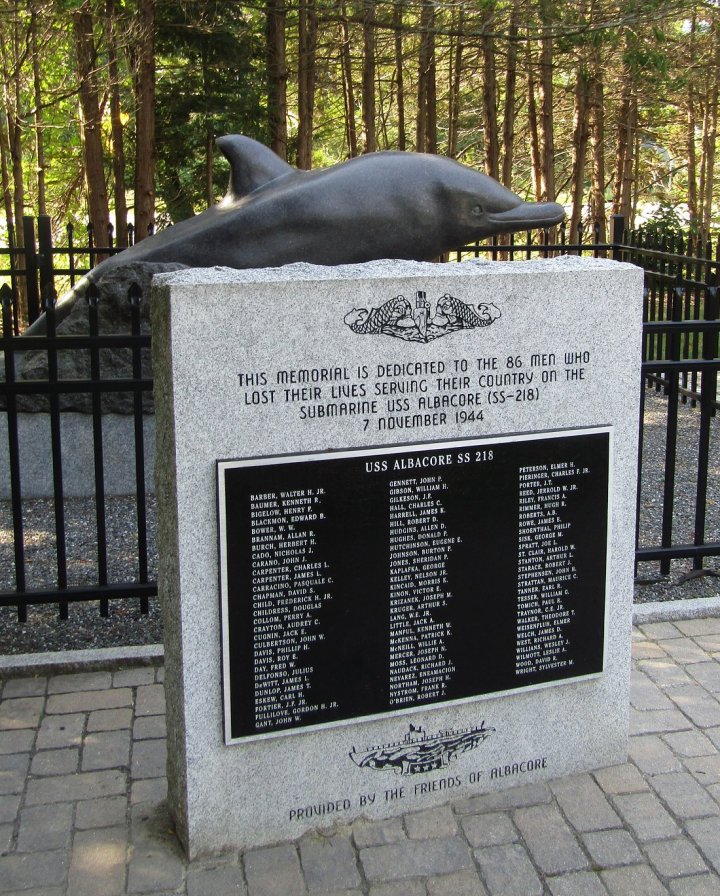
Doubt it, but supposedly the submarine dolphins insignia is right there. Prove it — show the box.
[349,722,494,776]
[344,291,501,343]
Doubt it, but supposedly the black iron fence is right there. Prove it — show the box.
[0,216,152,335]
[0,281,153,622]
[1,214,719,621]
[457,219,720,579]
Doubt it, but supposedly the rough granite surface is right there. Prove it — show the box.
[152,257,644,857]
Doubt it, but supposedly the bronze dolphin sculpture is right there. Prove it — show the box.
[103,134,565,268]
[26,135,564,331]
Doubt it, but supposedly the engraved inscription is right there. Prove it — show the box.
[218,429,610,744]
[249,488,335,729]
[388,477,457,706]
[235,346,594,432]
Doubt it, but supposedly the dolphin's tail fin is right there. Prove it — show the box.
[217,135,295,201]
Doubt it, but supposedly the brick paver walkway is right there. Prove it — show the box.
[1,617,720,894]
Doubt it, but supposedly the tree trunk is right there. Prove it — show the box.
[0,105,13,243]
[538,0,555,202]
[481,7,499,179]
[610,38,637,230]
[630,124,641,230]
[266,0,288,160]
[0,12,26,325]
[684,13,698,232]
[701,15,720,238]
[30,6,46,217]
[620,94,637,224]
[416,0,436,153]
[201,43,214,207]
[687,80,698,232]
[4,15,26,259]
[73,2,111,251]
[588,67,606,244]
[425,2,436,154]
[569,67,590,243]
[447,4,463,159]
[362,0,376,153]
[416,11,427,152]
[611,79,630,217]
[297,0,317,169]
[134,0,155,241]
[526,40,542,202]
[501,0,519,188]
[105,0,128,246]
[481,47,498,177]
[10,35,24,247]
[339,0,357,156]
[699,93,709,231]
[394,0,406,151]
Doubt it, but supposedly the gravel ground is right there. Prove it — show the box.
[0,497,160,654]
[0,387,718,655]
[635,386,720,600]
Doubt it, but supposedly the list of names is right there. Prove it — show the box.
[388,476,457,706]
[249,489,334,729]
[221,430,609,741]
[515,462,583,676]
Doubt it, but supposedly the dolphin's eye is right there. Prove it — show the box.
[472,204,483,216]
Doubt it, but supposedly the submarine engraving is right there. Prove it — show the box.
[349,723,495,775]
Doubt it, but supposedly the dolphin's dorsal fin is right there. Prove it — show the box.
[217,135,294,200]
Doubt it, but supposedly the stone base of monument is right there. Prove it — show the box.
[0,413,155,498]
[152,257,643,858]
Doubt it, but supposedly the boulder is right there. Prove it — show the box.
[6,261,187,414]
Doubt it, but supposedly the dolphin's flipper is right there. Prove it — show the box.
[217,135,295,200]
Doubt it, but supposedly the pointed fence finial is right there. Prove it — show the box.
[0,282,12,310]
[85,281,100,306]
[41,283,57,311]
[128,282,142,305]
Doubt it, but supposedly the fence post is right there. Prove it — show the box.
[694,275,719,569]
[87,222,96,269]
[5,227,20,335]
[22,216,41,324]
[659,276,684,576]
[37,215,55,301]
[611,215,625,262]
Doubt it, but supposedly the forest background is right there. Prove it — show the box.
[2,0,719,268]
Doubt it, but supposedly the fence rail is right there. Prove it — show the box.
[1,213,720,621]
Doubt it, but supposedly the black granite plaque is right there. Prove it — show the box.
[218,428,611,743]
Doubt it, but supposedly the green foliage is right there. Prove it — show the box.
[154,0,266,221]
[2,0,720,243]
[643,200,687,233]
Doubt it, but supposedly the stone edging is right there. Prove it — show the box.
[632,595,720,625]
[0,642,164,678]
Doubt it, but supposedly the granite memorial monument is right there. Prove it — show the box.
[153,256,643,857]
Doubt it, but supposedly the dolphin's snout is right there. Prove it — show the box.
[486,201,566,233]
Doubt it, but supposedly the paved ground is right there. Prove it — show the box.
[1,618,720,895]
